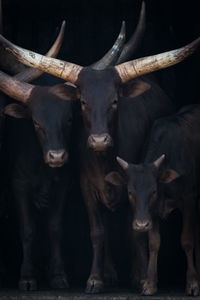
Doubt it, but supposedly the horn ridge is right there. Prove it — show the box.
[0,34,83,84]
[115,36,200,83]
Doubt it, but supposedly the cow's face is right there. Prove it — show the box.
[105,156,180,232]
[77,67,120,152]
[4,84,76,168]
[77,67,151,152]
[126,164,159,231]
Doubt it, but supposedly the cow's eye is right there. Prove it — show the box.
[128,190,135,203]
[33,120,41,130]
[128,189,133,197]
[152,189,157,196]
[81,100,87,106]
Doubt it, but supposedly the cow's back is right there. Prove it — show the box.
[117,76,175,162]
[145,104,200,182]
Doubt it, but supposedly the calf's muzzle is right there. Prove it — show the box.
[45,149,68,167]
[88,133,112,151]
[133,219,152,232]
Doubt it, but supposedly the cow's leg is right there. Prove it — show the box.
[181,205,200,296]
[103,212,118,286]
[131,229,148,291]
[142,221,160,295]
[47,185,69,289]
[81,185,105,294]
[14,185,37,291]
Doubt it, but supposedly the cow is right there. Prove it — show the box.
[2,12,200,293]
[0,73,79,291]
[0,7,71,289]
[105,104,200,296]
[0,20,81,290]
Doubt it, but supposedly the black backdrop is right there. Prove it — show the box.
[1,0,200,291]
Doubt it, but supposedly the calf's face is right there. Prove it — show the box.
[105,155,180,232]
[4,84,76,168]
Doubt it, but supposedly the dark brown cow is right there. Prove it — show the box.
[0,18,81,290]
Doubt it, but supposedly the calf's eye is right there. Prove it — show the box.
[112,100,118,108]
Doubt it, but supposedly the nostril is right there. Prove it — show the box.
[144,221,150,228]
[88,134,112,150]
[104,136,108,143]
[133,220,151,231]
[48,151,67,162]
[49,152,55,160]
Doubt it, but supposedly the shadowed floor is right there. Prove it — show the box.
[0,289,196,300]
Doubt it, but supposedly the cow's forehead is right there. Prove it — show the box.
[128,164,157,188]
[77,67,121,98]
[28,86,72,120]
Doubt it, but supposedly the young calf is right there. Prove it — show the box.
[105,104,200,296]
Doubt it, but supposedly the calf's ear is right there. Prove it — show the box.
[159,169,180,183]
[105,172,126,186]
[120,80,151,99]
[4,103,31,119]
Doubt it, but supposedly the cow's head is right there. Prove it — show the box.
[76,68,150,151]
[105,155,180,232]
[0,19,66,158]
[1,26,200,151]
[0,72,76,168]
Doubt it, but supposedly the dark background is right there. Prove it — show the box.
[0,0,200,291]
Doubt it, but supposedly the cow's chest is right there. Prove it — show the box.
[84,160,122,211]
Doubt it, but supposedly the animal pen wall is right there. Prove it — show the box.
[0,0,200,291]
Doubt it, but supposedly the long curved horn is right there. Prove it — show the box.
[116,1,146,64]
[116,156,129,170]
[92,21,126,70]
[0,70,34,103]
[0,34,83,84]
[115,37,200,83]
[14,20,66,83]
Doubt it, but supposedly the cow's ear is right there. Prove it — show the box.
[105,172,126,186]
[4,103,31,119]
[120,80,151,99]
[50,83,79,101]
[159,169,180,183]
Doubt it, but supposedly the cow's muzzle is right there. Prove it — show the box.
[88,133,112,151]
[132,219,152,232]
[45,149,68,168]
